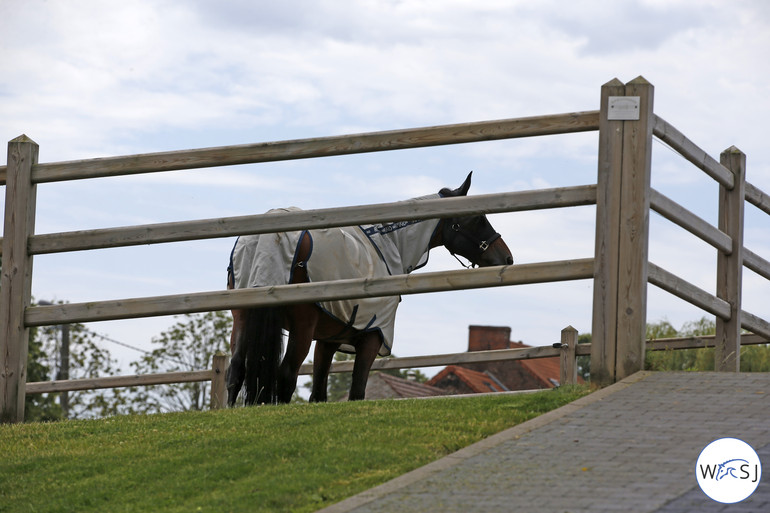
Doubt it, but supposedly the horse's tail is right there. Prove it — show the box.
[246,307,283,405]
[227,306,284,406]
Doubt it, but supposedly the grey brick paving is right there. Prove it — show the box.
[318,372,770,513]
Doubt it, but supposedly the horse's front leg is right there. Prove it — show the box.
[348,333,381,401]
[277,303,316,403]
[310,340,341,403]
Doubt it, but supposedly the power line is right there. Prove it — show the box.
[85,329,196,370]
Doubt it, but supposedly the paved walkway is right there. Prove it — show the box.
[318,371,769,513]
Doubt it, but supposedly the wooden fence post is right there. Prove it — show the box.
[560,326,578,386]
[209,353,229,410]
[1,135,38,423]
[615,77,653,381]
[592,78,626,387]
[715,146,746,371]
[591,77,654,386]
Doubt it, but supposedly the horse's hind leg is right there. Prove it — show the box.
[348,333,381,401]
[226,307,252,406]
[276,303,316,403]
[309,340,341,403]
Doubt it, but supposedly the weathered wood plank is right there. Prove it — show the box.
[745,182,770,216]
[26,345,567,394]
[26,327,767,397]
[28,185,597,255]
[560,326,578,386]
[647,262,731,320]
[591,77,626,387]
[647,333,768,351]
[649,188,732,254]
[298,345,565,375]
[740,310,770,342]
[209,353,229,410]
[0,136,38,423]
[614,77,654,380]
[25,112,600,184]
[647,335,716,351]
[743,248,770,281]
[25,258,595,326]
[25,369,213,394]
[652,115,734,189]
[715,146,746,372]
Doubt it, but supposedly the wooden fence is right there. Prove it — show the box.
[2,76,769,422]
[21,328,770,411]
[22,329,584,410]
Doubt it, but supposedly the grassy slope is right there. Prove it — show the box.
[0,387,587,513]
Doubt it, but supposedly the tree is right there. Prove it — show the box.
[22,312,128,422]
[128,311,231,413]
[576,317,770,381]
[645,318,714,371]
[645,317,770,372]
[31,318,131,420]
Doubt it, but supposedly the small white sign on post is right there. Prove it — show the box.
[607,96,640,120]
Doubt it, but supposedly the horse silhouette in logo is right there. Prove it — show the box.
[716,459,749,480]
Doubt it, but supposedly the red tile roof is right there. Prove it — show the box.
[462,326,584,390]
[509,341,563,388]
[426,365,507,393]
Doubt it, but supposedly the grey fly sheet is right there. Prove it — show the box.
[229,196,441,355]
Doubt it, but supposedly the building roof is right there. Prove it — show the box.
[361,372,449,400]
[462,325,582,389]
[426,365,508,393]
[509,341,563,388]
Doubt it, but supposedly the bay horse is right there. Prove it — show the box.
[225,172,513,405]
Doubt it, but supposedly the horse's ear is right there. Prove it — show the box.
[440,171,473,197]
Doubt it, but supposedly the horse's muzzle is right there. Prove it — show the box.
[478,237,514,267]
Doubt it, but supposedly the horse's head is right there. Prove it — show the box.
[439,172,514,267]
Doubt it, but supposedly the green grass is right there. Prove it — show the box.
[1,387,588,513]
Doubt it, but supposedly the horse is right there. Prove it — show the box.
[225,172,513,405]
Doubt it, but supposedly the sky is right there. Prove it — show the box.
[2,0,770,382]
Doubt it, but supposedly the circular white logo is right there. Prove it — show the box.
[696,438,762,504]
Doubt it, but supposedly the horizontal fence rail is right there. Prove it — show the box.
[647,333,769,351]
[18,185,597,256]
[27,354,230,411]
[647,262,732,320]
[25,332,768,396]
[299,344,590,375]
[743,248,770,281]
[26,369,214,394]
[745,182,770,215]
[0,111,600,185]
[649,189,732,254]
[25,258,596,326]
[647,263,770,340]
[25,345,576,395]
[653,115,734,188]
[740,311,770,341]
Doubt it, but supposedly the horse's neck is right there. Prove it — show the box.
[363,193,441,275]
[385,218,441,273]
